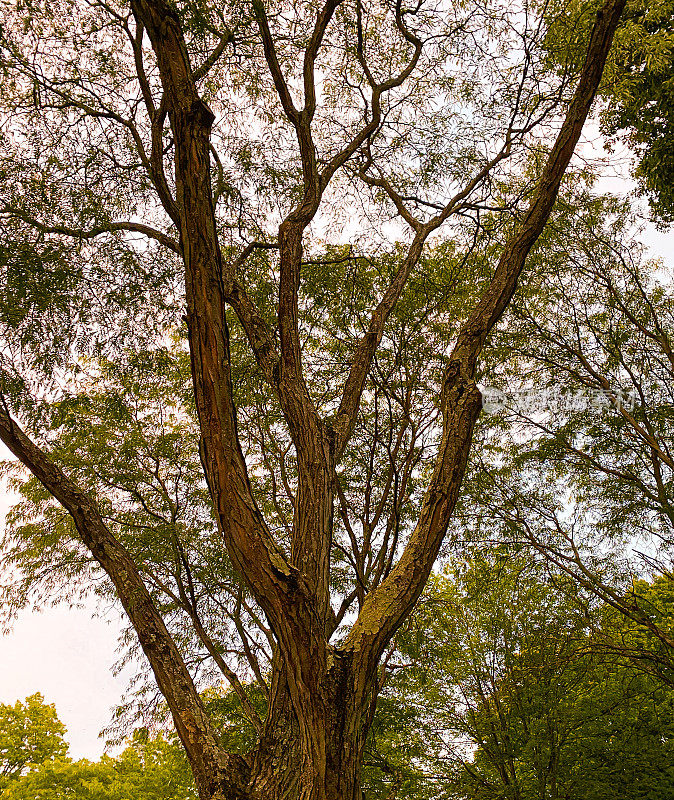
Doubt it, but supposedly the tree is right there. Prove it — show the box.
[0,0,627,796]
[0,694,68,790]
[1,705,197,800]
[2,734,198,800]
[388,557,674,800]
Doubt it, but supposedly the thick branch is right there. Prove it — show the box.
[252,0,299,123]
[342,0,627,666]
[131,9,344,751]
[332,231,426,456]
[131,0,299,638]
[0,405,249,798]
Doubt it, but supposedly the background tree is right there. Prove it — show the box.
[0,694,68,790]
[0,699,197,800]
[0,0,627,796]
[603,0,674,222]
[383,556,674,800]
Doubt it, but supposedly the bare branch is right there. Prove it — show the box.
[252,0,299,123]
[193,29,235,82]
[0,208,180,252]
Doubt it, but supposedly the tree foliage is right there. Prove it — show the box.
[0,694,68,789]
[379,557,674,800]
[0,697,196,800]
[451,186,674,676]
[549,0,674,221]
[603,0,674,222]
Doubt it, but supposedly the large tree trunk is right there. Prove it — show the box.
[246,656,373,800]
[0,1,627,799]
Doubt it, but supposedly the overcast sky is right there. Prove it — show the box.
[0,476,130,760]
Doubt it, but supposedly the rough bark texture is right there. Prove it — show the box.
[0,0,626,797]
[0,409,249,799]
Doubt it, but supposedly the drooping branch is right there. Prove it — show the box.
[0,403,249,798]
[343,0,628,666]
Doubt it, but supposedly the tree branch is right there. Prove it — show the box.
[342,0,628,666]
[0,402,249,797]
[193,29,235,82]
[0,208,180,252]
[131,0,302,644]
[332,115,515,459]
[252,0,299,123]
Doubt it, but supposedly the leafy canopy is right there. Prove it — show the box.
[0,693,68,788]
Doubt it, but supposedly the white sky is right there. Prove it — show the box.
[0,472,130,760]
[643,227,674,263]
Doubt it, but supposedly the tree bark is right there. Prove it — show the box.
[246,654,372,800]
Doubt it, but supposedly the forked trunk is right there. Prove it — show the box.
[207,656,374,800]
